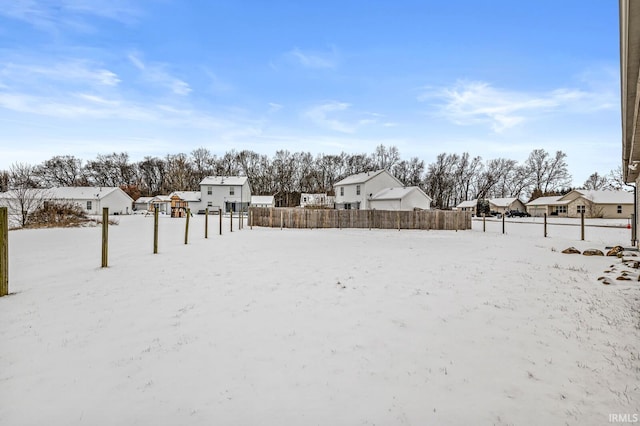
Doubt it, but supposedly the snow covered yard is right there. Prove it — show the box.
[1,215,639,425]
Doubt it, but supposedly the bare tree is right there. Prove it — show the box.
[582,172,610,190]
[7,163,46,227]
[525,149,571,194]
[372,144,400,171]
[137,156,166,195]
[35,155,87,187]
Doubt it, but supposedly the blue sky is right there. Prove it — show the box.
[0,0,620,185]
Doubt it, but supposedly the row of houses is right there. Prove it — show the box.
[455,189,634,219]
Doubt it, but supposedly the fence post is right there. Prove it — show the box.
[205,208,209,238]
[632,213,636,247]
[280,210,284,230]
[230,209,233,232]
[397,211,400,231]
[0,207,8,297]
[185,208,190,244]
[544,213,547,238]
[101,207,108,267]
[240,208,243,230]
[153,206,159,254]
[580,212,585,241]
[502,213,505,234]
[250,209,253,230]
[482,213,486,232]
[219,208,222,235]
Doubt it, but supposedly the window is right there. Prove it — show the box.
[555,206,567,214]
[356,185,361,195]
[618,205,622,214]
[207,201,213,207]
[230,187,235,195]
[340,187,344,196]
[577,205,585,214]
[344,203,351,210]
[207,186,212,195]
[86,201,92,210]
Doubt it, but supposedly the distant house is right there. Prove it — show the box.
[455,198,526,215]
[300,193,335,208]
[149,195,172,214]
[489,197,527,215]
[199,176,252,214]
[133,196,154,212]
[251,195,275,208]
[169,191,202,216]
[334,170,404,210]
[368,187,432,211]
[0,187,133,215]
[526,190,634,218]
[456,200,477,213]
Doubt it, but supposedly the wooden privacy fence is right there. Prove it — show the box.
[249,207,471,230]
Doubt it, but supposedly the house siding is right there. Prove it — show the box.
[199,181,252,214]
[335,171,403,209]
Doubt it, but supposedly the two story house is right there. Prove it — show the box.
[334,170,404,210]
[199,176,252,214]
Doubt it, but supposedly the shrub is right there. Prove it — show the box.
[25,202,92,228]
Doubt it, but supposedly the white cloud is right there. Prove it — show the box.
[128,53,192,96]
[0,0,141,32]
[423,79,617,133]
[268,102,283,113]
[1,61,120,87]
[288,47,338,69]
[304,102,385,134]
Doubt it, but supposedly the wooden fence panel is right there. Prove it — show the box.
[248,207,471,230]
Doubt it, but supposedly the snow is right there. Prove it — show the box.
[1,215,639,425]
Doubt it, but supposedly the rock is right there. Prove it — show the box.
[607,245,624,256]
[562,247,581,254]
[616,276,632,281]
[583,249,604,256]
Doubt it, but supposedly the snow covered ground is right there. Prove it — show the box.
[1,215,639,425]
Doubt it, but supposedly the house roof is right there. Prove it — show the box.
[370,186,431,201]
[200,176,248,186]
[251,195,274,204]
[334,170,402,186]
[150,195,171,202]
[489,197,523,208]
[526,196,565,206]
[170,191,201,202]
[50,187,133,201]
[134,196,154,204]
[456,200,477,208]
[566,189,634,204]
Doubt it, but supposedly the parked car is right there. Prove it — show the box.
[505,210,530,218]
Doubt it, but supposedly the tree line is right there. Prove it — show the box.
[0,145,625,208]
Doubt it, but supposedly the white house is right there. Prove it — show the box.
[49,187,133,215]
[489,197,527,215]
[368,187,432,211]
[199,176,252,214]
[300,193,335,208]
[334,170,404,210]
[251,195,275,208]
[133,196,154,212]
[0,187,134,215]
[456,200,477,213]
[149,195,172,214]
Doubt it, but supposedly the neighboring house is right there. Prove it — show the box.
[525,196,565,217]
[456,200,477,214]
[251,195,275,208]
[133,196,153,212]
[149,195,172,215]
[368,187,432,211]
[621,2,640,237]
[334,170,404,210]
[199,176,252,214]
[300,193,335,208]
[169,191,202,216]
[0,187,133,215]
[455,198,526,215]
[526,190,634,218]
[489,197,527,215]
